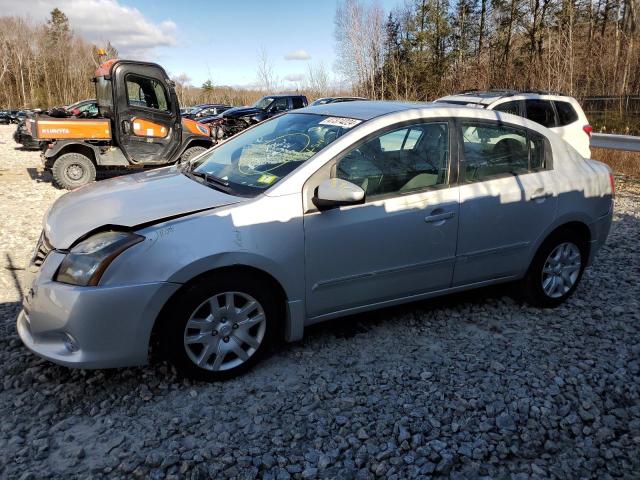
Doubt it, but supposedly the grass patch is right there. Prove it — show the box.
[591,148,640,178]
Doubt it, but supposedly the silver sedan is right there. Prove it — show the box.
[18,102,614,380]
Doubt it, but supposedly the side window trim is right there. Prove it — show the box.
[456,119,551,183]
[303,118,456,213]
[124,72,170,114]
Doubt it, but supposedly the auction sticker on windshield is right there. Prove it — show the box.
[318,117,362,128]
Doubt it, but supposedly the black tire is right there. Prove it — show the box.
[522,228,588,308]
[159,272,281,381]
[180,146,207,163]
[51,152,96,190]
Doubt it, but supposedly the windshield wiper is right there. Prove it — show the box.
[189,171,232,193]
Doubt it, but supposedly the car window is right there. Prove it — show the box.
[378,127,424,152]
[494,101,520,116]
[525,99,557,128]
[191,113,356,196]
[461,123,532,181]
[335,122,449,198]
[292,97,305,109]
[554,101,579,126]
[126,74,168,112]
[273,98,288,111]
[529,132,547,171]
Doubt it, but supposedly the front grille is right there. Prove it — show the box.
[31,232,53,267]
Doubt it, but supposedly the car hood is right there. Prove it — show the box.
[221,106,264,118]
[44,167,244,249]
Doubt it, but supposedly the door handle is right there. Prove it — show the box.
[530,191,553,201]
[424,211,455,223]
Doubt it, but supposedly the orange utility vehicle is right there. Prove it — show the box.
[26,59,214,189]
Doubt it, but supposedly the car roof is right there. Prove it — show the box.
[437,90,573,107]
[296,100,459,121]
[264,94,306,98]
[193,103,227,108]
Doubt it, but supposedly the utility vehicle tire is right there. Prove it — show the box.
[52,152,96,190]
[522,228,587,308]
[180,146,207,163]
[159,272,281,381]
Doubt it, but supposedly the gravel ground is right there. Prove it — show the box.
[0,123,639,479]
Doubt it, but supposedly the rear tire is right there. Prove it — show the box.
[180,146,207,163]
[52,152,96,190]
[522,228,587,308]
[159,272,281,381]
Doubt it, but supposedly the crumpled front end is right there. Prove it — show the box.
[17,235,180,369]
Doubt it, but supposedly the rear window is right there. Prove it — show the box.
[525,100,557,128]
[554,101,579,126]
[493,101,520,116]
[292,97,305,109]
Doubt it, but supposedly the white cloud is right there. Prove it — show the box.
[284,49,311,61]
[0,0,177,58]
[284,73,305,82]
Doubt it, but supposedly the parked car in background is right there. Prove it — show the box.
[18,101,613,381]
[435,90,592,158]
[14,101,98,150]
[311,96,367,106]
[208,94,308,140]
[182,104,232,120]
[0,110,12,124]
[65,99,98,118]
[10,110,27,124]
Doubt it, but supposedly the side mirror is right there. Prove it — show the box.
[312,178,365,210]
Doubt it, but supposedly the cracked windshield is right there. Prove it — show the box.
[189,113,361,194]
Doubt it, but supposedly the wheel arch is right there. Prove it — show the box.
[44,141,99,166]
[176,137,213,159]
[150,264,299,358]
[528,218,592,272]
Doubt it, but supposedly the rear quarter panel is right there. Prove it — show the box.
[532,136,613,263]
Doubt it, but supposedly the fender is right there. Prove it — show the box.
[43,140,99,160]
[43,140,131,167]
[524,211,596,271]
[174,135,214,161]
[167,251,305,342]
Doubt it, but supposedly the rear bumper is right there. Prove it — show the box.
[18,252,180,369]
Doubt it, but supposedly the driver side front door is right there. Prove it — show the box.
[303,120,460,319]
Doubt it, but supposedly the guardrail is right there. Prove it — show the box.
[591,133,640,152]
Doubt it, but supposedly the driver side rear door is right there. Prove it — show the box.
[113,63,181,164]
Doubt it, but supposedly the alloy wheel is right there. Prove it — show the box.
[541,242,581,298]
[183,291,266,371]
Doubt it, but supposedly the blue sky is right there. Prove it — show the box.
[121,0,401,88]
[1,0,401,88]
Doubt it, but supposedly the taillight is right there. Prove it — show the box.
[583,125,593,138]
[609,172,615,198]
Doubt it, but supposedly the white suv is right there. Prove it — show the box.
[436,90,593,158]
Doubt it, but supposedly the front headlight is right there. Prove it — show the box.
[55,231,144,286]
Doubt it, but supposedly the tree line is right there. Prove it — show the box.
[335,0,639,101]
[0,10,107,109]
[0,8,342,110]
[1,3,637,111]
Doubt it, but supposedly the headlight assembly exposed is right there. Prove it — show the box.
[55,231,144,286]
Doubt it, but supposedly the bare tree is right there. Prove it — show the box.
[256,46,275,92]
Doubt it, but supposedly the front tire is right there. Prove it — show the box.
[522,229,587,307]
[180,146,207,163]
[51,152,96,190]
[159,273,280,381]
